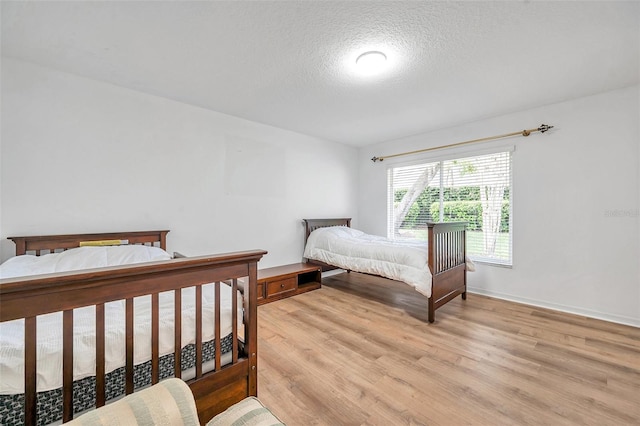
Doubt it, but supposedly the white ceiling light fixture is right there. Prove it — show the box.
[355,50,388,75]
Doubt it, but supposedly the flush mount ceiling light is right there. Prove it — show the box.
[355,50,387,75]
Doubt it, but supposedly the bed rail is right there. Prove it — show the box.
[0,249,266,425]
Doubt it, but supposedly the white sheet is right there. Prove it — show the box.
[303,226,433,297]
[0,245,243,394]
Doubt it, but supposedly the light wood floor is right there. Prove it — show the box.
[257,272,640,426]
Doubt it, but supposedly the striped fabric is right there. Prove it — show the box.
[65,378,200,426]
[206,397,285,426]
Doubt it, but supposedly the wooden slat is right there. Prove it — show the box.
[440,233,445,271]
[125,298,134,394]
[437,233,443,273]
[452,231,456,265]
[440,233,445,273]
[445,233,449,270]
[24,316,37,426]
[152,292,159,384]
[95,303,106,407]
[445,233,450,270]
[427,225,435,274]
[452,232,457,266]
[195,285,203,379]
[232,278,238,364]
[444,232,448,270]
[215,282,221,371]
[62,310,73,422]
[174,289,182,379]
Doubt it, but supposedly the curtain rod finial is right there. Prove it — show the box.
[539,124,553,133]
[371,156,383,162]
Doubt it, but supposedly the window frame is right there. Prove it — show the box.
[386,145,515,267]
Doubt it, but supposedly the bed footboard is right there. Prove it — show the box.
[427,222,467,323]
[0,247,266,425]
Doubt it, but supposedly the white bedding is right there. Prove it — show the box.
[0,245,243,394]
[303,226,433,297]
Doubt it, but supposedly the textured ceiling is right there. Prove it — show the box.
[2,1,639,147]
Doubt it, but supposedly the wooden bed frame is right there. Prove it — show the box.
[303,219,467,323]
[0,230,267,425]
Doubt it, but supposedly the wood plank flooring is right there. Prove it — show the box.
[257,272,640,426]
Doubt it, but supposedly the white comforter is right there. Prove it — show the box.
[303,226,433,297]
[0,245,242,394]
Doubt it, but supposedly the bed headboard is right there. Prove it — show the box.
[302,218,351,272]
[8,230,170,256]
[302,218,351,243]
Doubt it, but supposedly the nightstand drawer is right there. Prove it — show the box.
[265,277,297,297]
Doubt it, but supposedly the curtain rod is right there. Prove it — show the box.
[371,124,553,163]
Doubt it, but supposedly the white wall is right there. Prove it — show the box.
[3,58,638,326]
[359,85,640,326]
[0,58,358,267]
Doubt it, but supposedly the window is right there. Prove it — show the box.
[387,150,512,266]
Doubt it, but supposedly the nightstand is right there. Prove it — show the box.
[257,263,321,305]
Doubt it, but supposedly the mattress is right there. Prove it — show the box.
[0,335,235,425]
[303,226,433,297]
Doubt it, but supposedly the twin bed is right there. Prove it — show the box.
[0,230,266,425]
[303,218,468,323]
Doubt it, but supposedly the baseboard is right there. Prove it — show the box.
[467,287,640,328]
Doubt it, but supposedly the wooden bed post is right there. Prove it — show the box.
[247,261,258,397]
[428,297,436,323]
